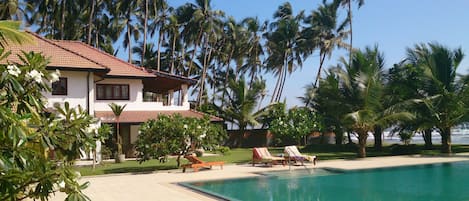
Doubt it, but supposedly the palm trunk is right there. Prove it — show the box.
[60,0,66,40]
[127,21,132,63]
[441,127,452,154]
[423,129,433,149]
[347,131,353,144]
[157,30,163,71]
[221,49,234,107]
[270,67,283,103]
[276,62,288,102]
[314,53,327,88]
[348,1,353,73]
[187,27,204,76]
[335,127,344,145]
[358,130,367,158]
[373,126,383,151]
[170,34,177,73]
[87,0,95,45]
[197,39,210,106]
[142,0,148,66]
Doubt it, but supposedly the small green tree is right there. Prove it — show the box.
[135,114,226,167]
[108,102,126,162]
[269,107,323,145]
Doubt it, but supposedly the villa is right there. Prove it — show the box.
[5,31,221,159]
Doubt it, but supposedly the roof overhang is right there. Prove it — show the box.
[95,110,223,123]
[143,71,197,93]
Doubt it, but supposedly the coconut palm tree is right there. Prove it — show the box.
[217,77,267,147]
[239,17,267,86]
[386,61,435,149]
[338,0,364,81]
[108,103,126,162]
[306,0,350,88]
[0,20,32,48]
[265,2,306,103]
[336,47,413,157]
[405,43,469,153]
[185,0,224,76]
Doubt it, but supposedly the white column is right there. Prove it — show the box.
[88,72,95,115]
[168,90,174,106]
[181,84,189,108]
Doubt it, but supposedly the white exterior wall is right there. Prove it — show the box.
[44,71,92,112]
[94,78,189,111]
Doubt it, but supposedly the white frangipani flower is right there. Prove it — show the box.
[183,124,188,129]
[49,69,60,83]
[58,181,65,188]
[27,69,44,83]
[7,64,21,77]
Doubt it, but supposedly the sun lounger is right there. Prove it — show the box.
[181,155,224,173]
[252,147,286,167]
[284,145,317,165]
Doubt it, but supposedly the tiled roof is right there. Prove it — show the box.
[4,31,108,70]
[95,110,223,123]
[54,40,154,78]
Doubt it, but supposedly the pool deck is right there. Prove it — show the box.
[50,154,469,201]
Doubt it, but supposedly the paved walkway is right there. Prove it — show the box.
[50,154,469,201]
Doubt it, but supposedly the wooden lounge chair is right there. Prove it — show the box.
[284,145,317,165]
[181,155,224,173]
[252,147,286,167]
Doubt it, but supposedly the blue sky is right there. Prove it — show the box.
[146,1,469,107]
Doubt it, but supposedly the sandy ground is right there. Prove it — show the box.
[49,154,469,201]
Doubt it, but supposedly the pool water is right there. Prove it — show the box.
[182,162,469,201]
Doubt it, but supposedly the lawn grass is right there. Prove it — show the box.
[76,144,469,176]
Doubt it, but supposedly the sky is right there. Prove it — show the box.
[130,0,469,108]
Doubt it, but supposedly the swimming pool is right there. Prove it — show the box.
[182,161,469,201]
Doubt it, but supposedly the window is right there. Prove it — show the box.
[52,77,67,95]
[96,84,129,100]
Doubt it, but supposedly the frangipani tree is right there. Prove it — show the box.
[0,50,96,200]
[136,114,226,167]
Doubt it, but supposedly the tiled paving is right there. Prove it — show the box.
[50,154,469,201]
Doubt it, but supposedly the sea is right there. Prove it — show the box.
[350,123,469,145]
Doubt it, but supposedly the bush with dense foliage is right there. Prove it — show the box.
[135,114,226,166]
[269,107,323,145]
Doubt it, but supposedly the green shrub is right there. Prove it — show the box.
[390,144,419,155]
[217,146,231,155]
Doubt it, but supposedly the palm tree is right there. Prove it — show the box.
[217,78,267,147]
[108,103,126,162]
[405,43,468,153]
[113,0,139,63]
[310,69,350,145]
[149,0,170,71]
[0,20,32,48]
[185,0,224,76]
[339,0,365,86]
[265,2,306,103]
[386,61,434,149]
[239,17,266,86]
[336,47,412,157]
[306,0,350,88]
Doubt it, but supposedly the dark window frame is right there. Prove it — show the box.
[52,77,68,95]
[96,84,130,100]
